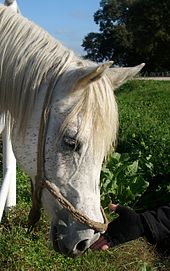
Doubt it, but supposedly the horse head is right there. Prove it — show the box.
[12,59,144,256]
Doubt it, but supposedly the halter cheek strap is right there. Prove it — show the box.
[28,79,54,233]
[28,79,108,233]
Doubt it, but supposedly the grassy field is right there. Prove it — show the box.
[117,80,170,209]
[100,80,170,210]
[0,80,170,270]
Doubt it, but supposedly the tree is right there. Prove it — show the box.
[82,0,170,72]
[128,0,170,72]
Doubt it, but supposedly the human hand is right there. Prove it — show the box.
[91,203,144,250]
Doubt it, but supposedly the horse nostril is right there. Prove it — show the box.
[76,239,88,252]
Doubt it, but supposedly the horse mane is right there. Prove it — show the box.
[0,5,75,126]
[0,5,118,158]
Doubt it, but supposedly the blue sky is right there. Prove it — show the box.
[0,0,101,55]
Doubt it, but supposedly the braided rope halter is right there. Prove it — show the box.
[28,78,108,233]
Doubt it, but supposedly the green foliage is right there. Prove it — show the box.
[100,80,170,210]
[117,80,170,175]
[140,262,153,271]
[101,151,150,209]
[16,167,32,204]
[82,0,170,72]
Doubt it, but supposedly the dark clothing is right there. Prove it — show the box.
[141,205,170,245]
[105,204,170,251]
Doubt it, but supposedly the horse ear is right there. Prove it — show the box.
[74,61,113,90]
[4,0,20,13]
[106,63,145,90]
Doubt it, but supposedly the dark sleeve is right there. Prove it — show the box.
[140,205,170,244]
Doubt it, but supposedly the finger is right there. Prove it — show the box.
[101,244,109,251]
[91,236,105,248]
[91,236,109,250]
[92,240,110,250]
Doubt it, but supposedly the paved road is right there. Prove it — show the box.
[139,77,170,81]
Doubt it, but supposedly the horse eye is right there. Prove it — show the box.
[63,136,81,152]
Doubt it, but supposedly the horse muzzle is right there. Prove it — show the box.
[50,221,100,257]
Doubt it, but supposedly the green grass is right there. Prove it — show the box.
[117,80,170,209]
[0,80,170,270]
[1,203,168,271]
[117,80,170,170]
[100,80,170,210]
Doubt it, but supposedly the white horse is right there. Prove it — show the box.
[0,1,144,257]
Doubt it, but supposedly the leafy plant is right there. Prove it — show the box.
[140,262,153,271]
[100,150,151,209]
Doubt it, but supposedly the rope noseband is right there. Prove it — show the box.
[28,78,108,233]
